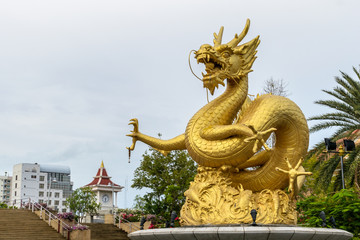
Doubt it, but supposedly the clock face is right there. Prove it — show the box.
[102,194,109,203]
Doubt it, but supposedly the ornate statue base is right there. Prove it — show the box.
[128,225,353,240]
[180,166,297,226]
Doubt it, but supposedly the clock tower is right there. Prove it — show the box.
[85,161,123,214]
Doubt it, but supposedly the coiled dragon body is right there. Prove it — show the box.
[127,19,309,192]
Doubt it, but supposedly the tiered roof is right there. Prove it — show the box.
[85,161,123,190]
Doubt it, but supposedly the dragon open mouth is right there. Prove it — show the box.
[196,53,226,94]
[197,53,225,79]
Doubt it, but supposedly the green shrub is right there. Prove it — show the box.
[297,188,360,238]
[0,202,8,209]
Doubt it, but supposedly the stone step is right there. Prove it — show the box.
[0,209,65,239]
[85,223,129,240]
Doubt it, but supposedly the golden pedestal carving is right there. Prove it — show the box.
[180,166,297,225]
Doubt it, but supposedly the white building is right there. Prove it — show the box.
[0,173,12,205]
[11,163,73,212]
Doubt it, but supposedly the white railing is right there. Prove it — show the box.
[18,198,85,240]
[113,212,141,233]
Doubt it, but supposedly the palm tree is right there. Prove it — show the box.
[307,66,360,192]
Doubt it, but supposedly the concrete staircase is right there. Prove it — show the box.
[0,209,65,239]
[85,223,129,240]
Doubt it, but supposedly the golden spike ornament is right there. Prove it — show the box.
[127,19,310,225]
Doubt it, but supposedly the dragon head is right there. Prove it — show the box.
[194,19,260,95]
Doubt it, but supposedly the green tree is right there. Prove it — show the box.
[65,187,101,223]
[132,148,197,218]
[307,66,360,192]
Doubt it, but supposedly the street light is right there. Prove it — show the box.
[47,177,57,205]
[324,138,355,189]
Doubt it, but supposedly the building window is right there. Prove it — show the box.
[39,184,44,189]
[48,200,51,205]
[39,192,44,197]
[47,192,52,197]
[39,199,43,203]
[62,209,66,213]
[15,183,17,188]
[15,175,18,180]
[55,192,60,198]
[24,185,26,188]
[14,191,16,196]
[54,200,59,206]
[31,175,36,179]
[40,176,45,181]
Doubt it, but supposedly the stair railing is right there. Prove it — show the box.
[19,198,86,240]
[113,212,141,233]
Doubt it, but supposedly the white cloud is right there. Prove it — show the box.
[0,0,359,208]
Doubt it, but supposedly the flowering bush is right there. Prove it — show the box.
[146,214,166,228]
[148,223,158,229]
[37,202,53,211]
[117,208,142,222]
[57,212,75,221]
[116,208,180,228]
[146,214,156,222]
[63,224,88,231]
[71,225,88,231]
[173,217,180,227]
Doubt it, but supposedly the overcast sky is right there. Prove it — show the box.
[1,0,359,209]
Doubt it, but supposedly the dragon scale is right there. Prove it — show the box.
[185,76,309,191]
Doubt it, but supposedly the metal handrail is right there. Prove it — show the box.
[113,213,141,233]
[19,198,86,240]
[21,198,71,228]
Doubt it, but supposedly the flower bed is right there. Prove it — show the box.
[117,209,180,229]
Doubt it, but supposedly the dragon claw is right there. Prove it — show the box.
[244,126,277,153]
[127,118,140,151]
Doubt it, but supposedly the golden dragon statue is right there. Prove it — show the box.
[127,19,310,225]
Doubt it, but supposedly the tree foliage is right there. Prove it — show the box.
[297,188,360,238]
[306,66,360,192]
[65,186,101,223]
[132,148,197,218]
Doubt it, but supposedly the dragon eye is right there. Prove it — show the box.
[222,52,230,58]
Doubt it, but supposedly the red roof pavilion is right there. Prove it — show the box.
[85,161,123,191]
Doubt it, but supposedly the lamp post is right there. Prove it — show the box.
[324,138,355,189]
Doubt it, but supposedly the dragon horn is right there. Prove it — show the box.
[227,19,250,48]
[213,26,224,47]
